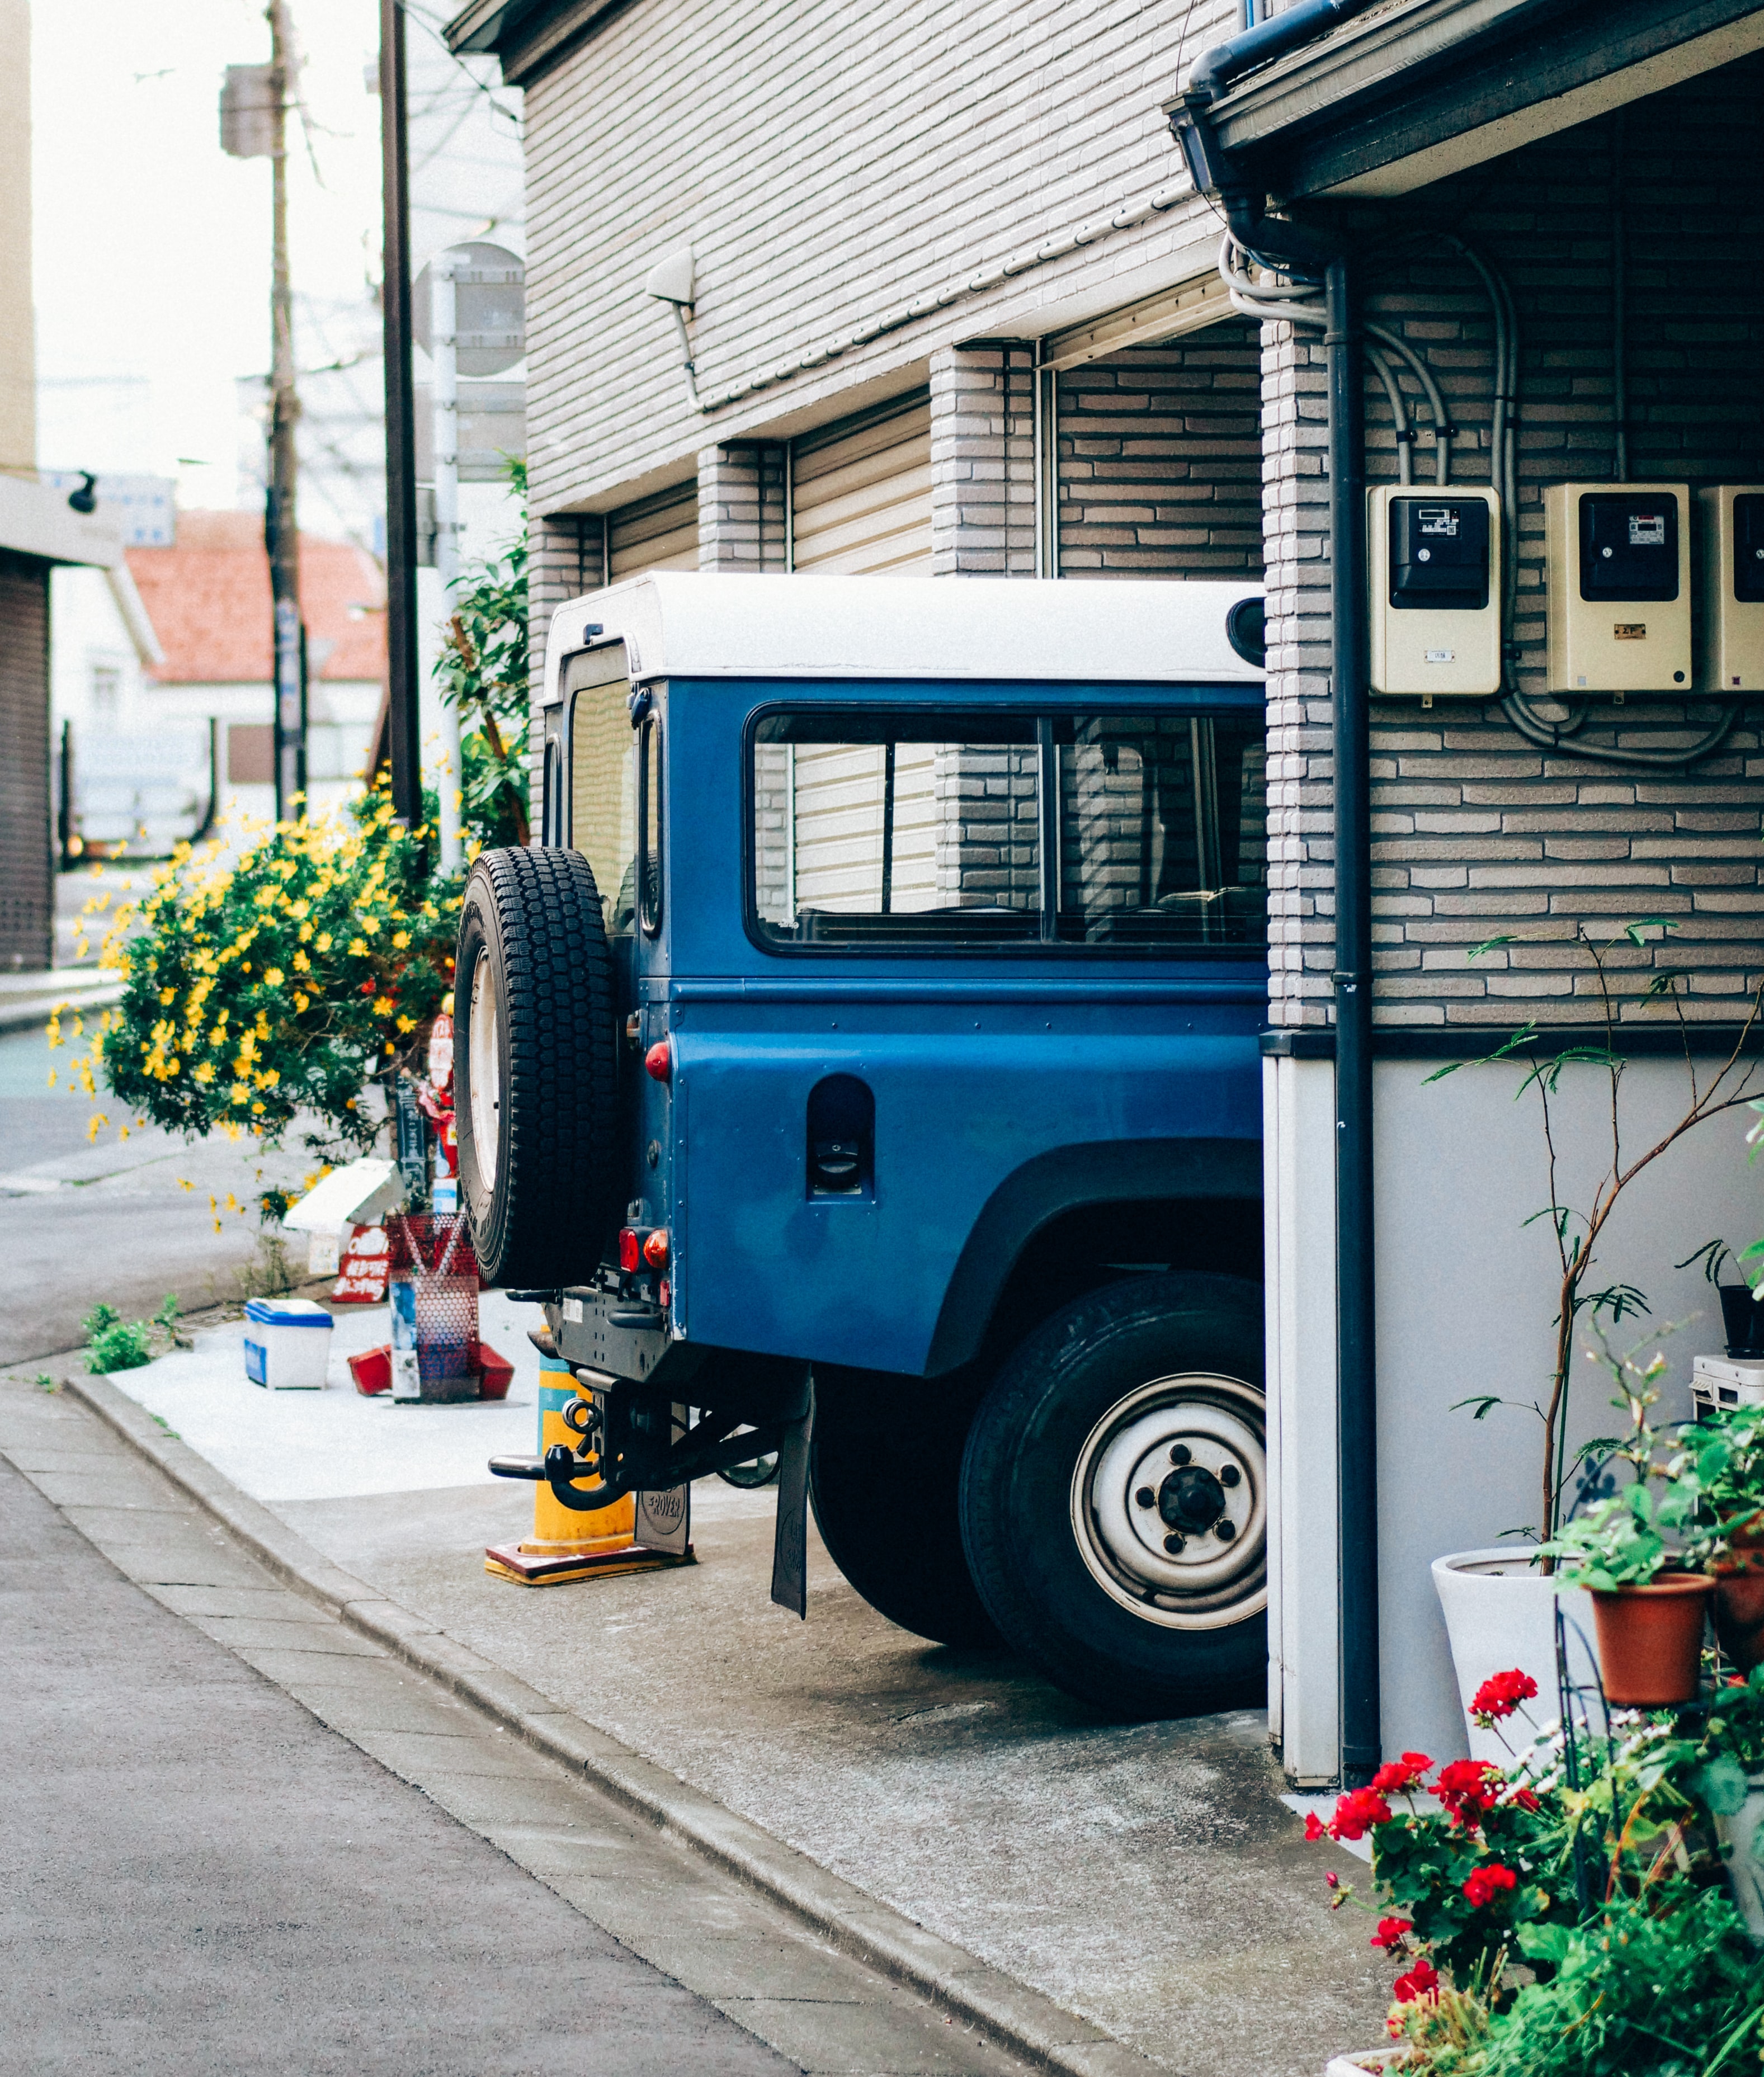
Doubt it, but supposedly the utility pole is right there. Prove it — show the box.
[379,0,423,832]
[431,249,465,872]
[266,0,305,821]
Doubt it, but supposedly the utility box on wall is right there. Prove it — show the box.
[1545,484,1691,693]
[1369,487,1502,697]
[1697,485,1764,692]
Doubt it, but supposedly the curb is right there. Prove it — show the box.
[60,1365,1164,2077]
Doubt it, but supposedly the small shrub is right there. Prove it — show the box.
[82,1303,154,1374]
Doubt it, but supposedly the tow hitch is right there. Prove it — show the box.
[490,1365,815,1614]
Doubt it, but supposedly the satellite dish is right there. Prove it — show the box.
[413,241,526,377]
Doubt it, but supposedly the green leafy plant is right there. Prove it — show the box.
[436,460,530,850]
[82,1294,194,1375]
[1678,1402,1764,1570]
[1542,1330,1701,1590]
[82,1302,155,1374]
[1429,923,1764,1556]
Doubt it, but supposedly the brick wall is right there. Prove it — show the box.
[699,444,787,573]
[929,346,1037,577]
[1263,56,1764,1028]
[519,0,1238,518]
[1058,322,1263,579]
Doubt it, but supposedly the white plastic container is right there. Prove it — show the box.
[1433,1547,1599,1764]
[243,1297,333,1390]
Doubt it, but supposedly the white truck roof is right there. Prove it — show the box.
[545,572,1263,693]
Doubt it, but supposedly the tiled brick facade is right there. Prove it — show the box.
[1058,322,1263,579]
[699,444,787,573]
[1263,58,1764,1028]
[928,346,1037,577]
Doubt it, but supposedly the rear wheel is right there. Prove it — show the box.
[455,846,620,1288]
[810,1366,998,1648]
[959,1273,1266,1718]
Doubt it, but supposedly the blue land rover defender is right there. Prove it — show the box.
[458,573,1268,1717]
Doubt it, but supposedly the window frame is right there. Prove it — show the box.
[740,692,1267,964]
[637,711,664,937]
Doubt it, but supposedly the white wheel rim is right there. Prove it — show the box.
[467,947,501,1192]
[1069,1372,1267,1632]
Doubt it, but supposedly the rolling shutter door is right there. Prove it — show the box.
[790,393,931,575]
[0,553,51,969]
[607,480,698,580]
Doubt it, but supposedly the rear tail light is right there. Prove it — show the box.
[642,1228,669,1269]
[644,1040,673,1083]
[618,1226,642,1273]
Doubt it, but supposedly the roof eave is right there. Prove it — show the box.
[1200,0,1764,199]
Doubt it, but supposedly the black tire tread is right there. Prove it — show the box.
[455,846,619,1288]
[959,1272,1265,1719]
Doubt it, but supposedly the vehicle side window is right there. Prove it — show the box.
[638,715,663,936]
[749,707,1264,954]
[566,651,636,938]
[753,712,1041,948]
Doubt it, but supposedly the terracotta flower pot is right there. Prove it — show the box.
[1714,1512,1764,1674]
[1591,1571,1715,1706]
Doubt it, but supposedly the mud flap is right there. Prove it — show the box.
[768,1372,815,1617]
[636,1403,692,1558]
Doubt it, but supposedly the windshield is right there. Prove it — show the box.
[750,707,1265,953]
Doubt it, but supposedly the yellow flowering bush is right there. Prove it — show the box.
[92,787,457,1161]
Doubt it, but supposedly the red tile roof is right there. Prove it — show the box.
[128,509,386,685]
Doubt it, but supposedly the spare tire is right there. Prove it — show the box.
[455,846,620,1288]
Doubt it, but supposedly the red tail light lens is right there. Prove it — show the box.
[617,1227,641,1273]
[644,1040,672,1083]
[642,1228,669,1269]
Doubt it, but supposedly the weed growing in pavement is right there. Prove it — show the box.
[82,1294,190,1373]
[34,1374,59,1394]
[213,1235,298,1305]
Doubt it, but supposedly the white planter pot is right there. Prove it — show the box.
[1714,1781,1764,1943]
[1433,1547,1600,1767]
[1324,2050,1407,2077]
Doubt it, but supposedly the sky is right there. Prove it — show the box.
[31,0,524,536]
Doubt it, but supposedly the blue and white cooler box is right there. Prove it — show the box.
[243,1296,334,1390]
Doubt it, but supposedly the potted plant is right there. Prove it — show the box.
[1682,1400,1764,1672]
[1428,924,1763,1751]
[1539,1331,1713,1707]
[1307,1692,1764,2074]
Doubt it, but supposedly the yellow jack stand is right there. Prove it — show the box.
[485,1354,694,1585]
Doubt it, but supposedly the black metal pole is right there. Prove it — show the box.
[267,0,304,822]
[1327,255,1380,1785]
[380,0,422,828]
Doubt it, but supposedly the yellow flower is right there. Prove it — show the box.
[396,1014,416,1033]
[392,931,409,950]
[159,986,176,1004]
[263,969,284,988]
[251,1101,265,1115]
[230,1083,249,1104]
[347,937,366,957]
[373,997,393,1018]
[294,992,309,1012]
[292,949,310,973]
[193,1063,215,1085]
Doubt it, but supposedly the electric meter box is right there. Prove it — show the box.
[1696,485,1764,692]
[1369,486,1502,697]
[1545,483,1691,693]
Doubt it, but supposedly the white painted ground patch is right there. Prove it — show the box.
[101,1290,543,1502]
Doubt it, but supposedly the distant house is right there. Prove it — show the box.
[120,511,388,826]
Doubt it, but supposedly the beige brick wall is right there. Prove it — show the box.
[1058,322,1262,578]
[1264,57,1764,1030]
[929,346,1037,578]
[518,0,1238,518]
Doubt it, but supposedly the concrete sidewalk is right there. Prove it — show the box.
[20,1309,1389,2075]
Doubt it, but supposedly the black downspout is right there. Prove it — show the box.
[1326,258,1380,1786]
[380,0,423,834]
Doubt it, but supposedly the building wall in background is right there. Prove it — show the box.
[0,0,32,479]
[1262,59,1764,1033]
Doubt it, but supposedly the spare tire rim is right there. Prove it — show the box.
[467,947,501,1192]
[1069,1372,1267,1632]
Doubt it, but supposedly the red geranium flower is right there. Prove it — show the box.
[1371,1752,1432,1795]
[1305,1812,1327,1840]
[1505,1786,1540,1813]
[1328,1786,1394,1841]
[1462,1863,1519,1908]
[1392,1958,1439,2005]
[1370,1916,1413,1951]
[1469,1669,1539,1726]
[1433,1758,1502,1829]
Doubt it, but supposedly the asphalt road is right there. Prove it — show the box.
[0,1026,307,1366]
[0,1451,798,2077]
